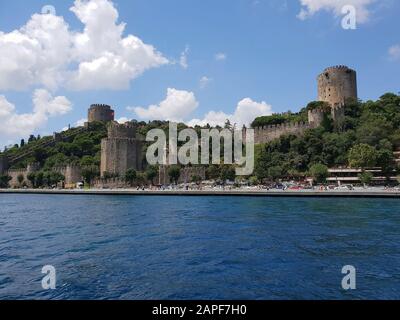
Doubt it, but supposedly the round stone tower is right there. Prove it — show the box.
[88,104,115,123]
[317,65,357,107]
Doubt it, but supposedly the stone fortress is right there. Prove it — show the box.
[100,121,144,176]
[88,104,115,123]
[0,65,357,187]
[251,65,358,144]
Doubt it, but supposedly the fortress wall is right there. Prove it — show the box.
[101,138,142,176]
[7,168,29,188]
[253,122,311,145]
[54,165,82,185]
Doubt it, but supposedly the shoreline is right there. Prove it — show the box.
[1,188,400,198]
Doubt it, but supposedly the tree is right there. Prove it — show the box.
[191,175,203,185]
[309,163,329,184]
[267,166,283,182]
[0,175,11,188]
[348,144,378,169]
[81,166,99,187]
[145,166,158,185]
[35,172,44,188]
[249,176,259,186]
[136,172,147,186]
[206,165,220,180]
[34,147,47,164]
[27,172,36,188]
[80,155,95,167]
[17,174,24,187]
[220,165,236,183]
[377,148,395,176]
[125,168,137,187]
[358,171,373,186]
[168,165,181,184]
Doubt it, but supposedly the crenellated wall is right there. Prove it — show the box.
[251,121,312,145]
[6,164,81,188]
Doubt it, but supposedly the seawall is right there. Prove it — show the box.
[1,189,400,198]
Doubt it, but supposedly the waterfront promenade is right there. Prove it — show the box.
[1,188,400,198]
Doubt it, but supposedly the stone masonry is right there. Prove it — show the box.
[251,65,358,144]
[100,122,144,177]
[88,104,115,123]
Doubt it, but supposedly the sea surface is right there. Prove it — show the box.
[1,194,400,300]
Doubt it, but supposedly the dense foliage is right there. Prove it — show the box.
[3,122,108,170]
[254,93,400,181]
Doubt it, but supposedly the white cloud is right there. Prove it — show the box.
[188,98,273,127]
[215,52,227,61]
[129,88,272,127]
[199,76,212,89]
[0,90,72,139]
[117,117,130,123]
[389,44,400,61]
[75,118,87,127]
[179,46,189,69]
[129,88,199,122]
[297,0,375,23]
[0,0,169,91]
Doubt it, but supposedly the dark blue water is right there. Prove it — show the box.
[1,194,400,300]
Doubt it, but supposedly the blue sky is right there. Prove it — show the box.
[0,0,399,148]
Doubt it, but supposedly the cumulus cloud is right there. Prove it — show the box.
[129,88,272,127]
[187,98,273,127]
[0,0,169,91]
[129,88,199,122]
[117,117,130,123]
[297,0,376,23]
[0,90,72,140]
[389,44,400,61]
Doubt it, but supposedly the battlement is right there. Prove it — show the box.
[89,104,112,110]
[322,65,355,74]
[253,121,312,144]
[88,104,115,123]
[107,121,138,139]
[253,121,309,132]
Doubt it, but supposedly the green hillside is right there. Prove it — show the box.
[254,93,400,181]
[1,93,400,185]
[2,122,108,170]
